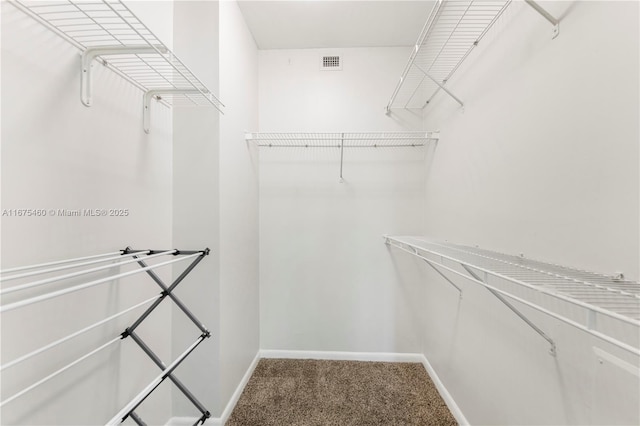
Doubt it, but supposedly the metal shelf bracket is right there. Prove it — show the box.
[385,236,640,358]
[460,264,557,356]
[415,65,465,108]
[384,236,462,297]
[143,89,204,134]
[524,0,560,39]
[81,45,168,107]
[339,132,345,183]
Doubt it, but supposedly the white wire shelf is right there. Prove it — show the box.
[245,131,439,148]
[386,0,559,113]
[385,236,640,356]
[11,0,224,132]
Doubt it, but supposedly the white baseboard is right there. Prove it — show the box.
[165,350,261,426]
[218,351,261,424]
[165,417,218,426]
[419,354,469,426]
[260,349,425,363]
[167,350,467,426]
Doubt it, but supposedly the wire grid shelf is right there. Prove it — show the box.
[12,0,223,110]
[245,132,438,148]
[387,0,511,111]
[386,236,640,355]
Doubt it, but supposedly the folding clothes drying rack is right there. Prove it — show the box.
[0,247,212,425]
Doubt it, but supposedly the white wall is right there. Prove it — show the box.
[171,0,221,418]
[171,1,261,420]
[218,0,260,414]
[258,47,428,352]
[422,0,639,281]
[394,1,639,424]
[1,1,174,424]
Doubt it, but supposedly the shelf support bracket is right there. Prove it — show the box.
[339,132,345,183]
[81,45,168,107]
[461,264,557,356]
[143,89,203,133]
[524,0,560,39]
[421,257,463,297]
[384,236,462,297]
[414,63,465,107]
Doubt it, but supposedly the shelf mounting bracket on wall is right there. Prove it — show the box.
[386,0,562,113]
[11,0,224,134]
[460,264,556,355]
[143,89,204,134]
[416,65,465,109]
[339,133,345,183]
[385,236,463,297]
[81,46,168,107]
[524,0,560,39]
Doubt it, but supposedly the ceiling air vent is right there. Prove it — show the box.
[320,55,342,71]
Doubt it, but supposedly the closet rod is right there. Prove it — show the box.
[0,251,175,296]
[0,336,121,408]
[387,240,640,356]
[0,253,200,313]
[0,251,122,274]
[258,144,425,148]
[105,334,207,425]
[0,295,159,372]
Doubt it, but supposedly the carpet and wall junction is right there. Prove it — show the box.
[226,358,457,425]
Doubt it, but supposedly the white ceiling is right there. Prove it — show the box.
[237,1,436,49]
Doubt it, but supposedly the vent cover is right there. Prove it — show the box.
[320,55,342,71]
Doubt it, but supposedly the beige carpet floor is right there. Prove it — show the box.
[226,358,457,426]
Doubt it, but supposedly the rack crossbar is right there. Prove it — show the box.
[0,251,122,274]
[1,295,159,372]
[0,251,173,295]
[0,337,121,408]
[0,254,200,313]
[0,251,151,283]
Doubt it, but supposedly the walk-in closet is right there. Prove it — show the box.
[1,0,638,424]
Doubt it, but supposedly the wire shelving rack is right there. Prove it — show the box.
[246,132,438,182]
[245,131,438,148]
[385,236,640,357]
[10,0,224,132]
[386,0,559,113]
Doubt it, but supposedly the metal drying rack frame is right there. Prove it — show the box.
[0,247,212,426]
